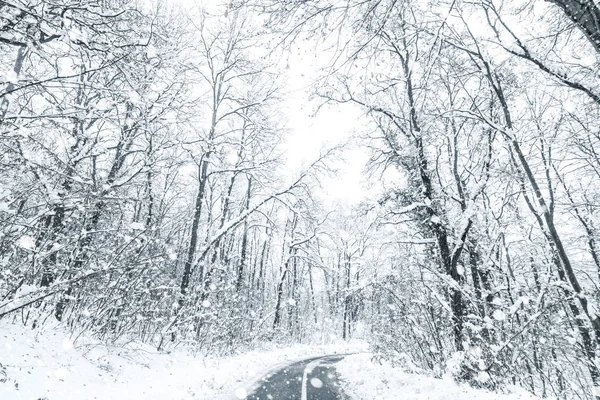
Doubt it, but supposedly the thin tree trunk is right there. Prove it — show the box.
[236,176,252,291]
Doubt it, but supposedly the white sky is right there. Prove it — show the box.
[282,48,371,205]
[171,0,374,206]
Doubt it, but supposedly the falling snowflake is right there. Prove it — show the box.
[310,377,323,388]
[234,388,247,399]
[17,235,35,250]
[492,310,506,321]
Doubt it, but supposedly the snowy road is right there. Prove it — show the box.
[244,354,348,400]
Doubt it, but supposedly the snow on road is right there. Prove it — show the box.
[244,354,347,400]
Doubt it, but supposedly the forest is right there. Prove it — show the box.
[1,0,600,398]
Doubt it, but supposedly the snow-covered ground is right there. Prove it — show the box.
[0,321,364,400]
[337,353,538,400]
[1,320,540,400]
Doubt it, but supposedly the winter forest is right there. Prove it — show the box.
[1,0,600,399]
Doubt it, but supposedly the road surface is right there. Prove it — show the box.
[244,354,348,400]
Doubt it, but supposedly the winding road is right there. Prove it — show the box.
[244,354,348,400]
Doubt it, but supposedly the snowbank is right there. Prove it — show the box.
[0,321,365,400]
[337,353,538,400]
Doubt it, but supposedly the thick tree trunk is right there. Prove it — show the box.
[390,35,469,352]
[179,159,210,304]
[273,215,298,329]
[236,177,252,291]
[272,268,288,329]
[548,0,600,53]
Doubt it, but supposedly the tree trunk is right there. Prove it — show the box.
[236,176,252,291]
[179,159,210,305]
[547,0,600,53]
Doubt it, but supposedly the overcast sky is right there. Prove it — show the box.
[171,0,373,206]
[282,46,371,205]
